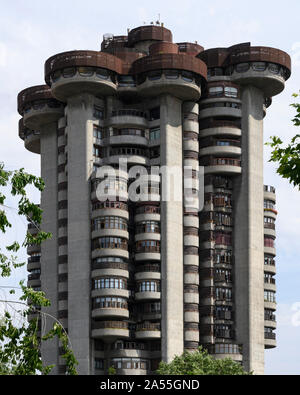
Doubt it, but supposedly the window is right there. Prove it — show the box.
[150,147,160,159]
[149,107,160,121]
[165,69,179,79]
[92,216,128,231]
[215,306,232,320]
[78,67,94,77]
[268,63,280,74]
[264,290,276,303]
[235,63,250,73]
[92,237,128,250]
[264,236,275,248]
[112,128,145,137]
[252,62,266,71]
[137,281,161,293]
[95,359,104,370]
[51,70,61,82]
[224,86,238,98]
[149,127,160,141]
[136,240,160,253]
[94,106,104,119]
[264,256,275,266]
[264,200,276,210]
[182,71,194,82]
[136,221,160,234]
[96,68,110,80]
[215,287,232,301]
[93,278,127,290]
[93,145,102,158]
[93,125,105,139]
[208,86,223,97]
[63,68,76,78]
[118,75,135,87]
[148,71,162,81]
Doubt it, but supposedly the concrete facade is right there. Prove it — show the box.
[18,24,290,375]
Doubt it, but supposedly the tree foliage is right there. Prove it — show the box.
[156,347,251,375]
[0,163,78,375]
[266,92,300,189]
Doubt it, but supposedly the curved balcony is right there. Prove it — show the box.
[45,51,123,100]
[27,244,41,255]
[132,51,207,100]
[134,264,161,281]
[230,62,286,97]
[137,72,201,101]
[92,307,129,320]
[103,145,149,166]
[135,244,161,262]
[91,257,129,277]
[91,320,130,341]
[264,246,276,257]
[108,134,148,147]
[205,344,243,362]
[135,323,161,339]
[108,109,148,129]
[264,185,276,203]
[91,201,129,221]
[135,232,161,242]
[264,225,276,238]
[199,118,241,137]
[184,272,199,286]
[27,260,41,272]
[264,319,277,330]
[184,330,200,343]
[200,157,242,175]
[135,291,161,301]
[264,300,277,311]
[264,208,277,221]
[184,311,200,323]
[264,259,276,275]
[27,276,41,289]
[92,228,129,240]
[199,104,241,120]
[91,287,130,299]
[264,332,276,349]
[134,213,160,223]
[184,139,199,152]
[92,246,129,260]
[199,138,241,157]
[19,119,41,154]
[18,85,64,129]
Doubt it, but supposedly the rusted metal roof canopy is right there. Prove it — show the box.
[131,53,207,79]
[128,25,173,46]
[198,43,291,78]
[44,50,123,84]
[17,85,56,115]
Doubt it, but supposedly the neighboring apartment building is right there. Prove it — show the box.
[18,24,290,375]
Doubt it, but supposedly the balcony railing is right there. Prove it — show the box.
[92,261,129,271]
[135,264,161,273]
[264,223,276,230]
[264,332,276,340]
[199,119,241,130]
[92,321,128,330]
[264,185,276,193]
[111,109,147,118]
[136,322,161,332]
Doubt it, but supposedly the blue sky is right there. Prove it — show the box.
[0,0,300,374]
